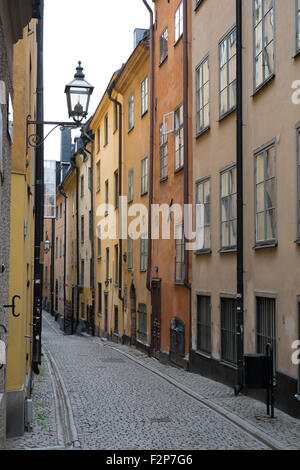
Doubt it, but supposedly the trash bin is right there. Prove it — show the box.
[244,354,269,389]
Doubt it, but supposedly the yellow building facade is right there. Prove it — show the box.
[6,19,38,438]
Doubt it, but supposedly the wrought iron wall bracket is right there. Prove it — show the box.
[3,295,21,318]
[26,115,83,155]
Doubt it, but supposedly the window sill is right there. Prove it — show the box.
[128,126,134,134]
[293,49,300,59]
[140,269,147,273]
[253,242,278,250]
[195,1,204,13]
[195,350,212,360]
[218,106,236,123]
[141,109,148,119]
[128,199,133,205]
[196,126,210,139]
[219,247,237,254]
[219,360,237,371]
[97,256,102,261]
[194,248,212,255]
[97,312,102,317]
[174,281,185,286]
[141,191,148,197]
[113,332,119,338]
[174,166,184,175]
[295,238,300,244]
[252,73,275,98]
[136,339,149,347]
[295,394,300,402]
[174,35,183,48]
[160,176,168,183]
[159,56,168,67]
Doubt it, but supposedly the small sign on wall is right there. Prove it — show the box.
[8,93,13,143]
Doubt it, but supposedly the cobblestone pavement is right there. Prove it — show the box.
[6,354,59,450]
[7,311,300,450]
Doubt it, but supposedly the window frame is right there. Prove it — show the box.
[174,104,184,172]
[96,161,100,192]
[128,93,134,132]
[254,139,277,247]
[255,294,277,373]
[159,123,168,181]
[128,168,134,203]
[81,215,84,243]
[104,113,108,146]
[141,75,149,117]
[253,0,275,93]
[140,233,147,272]
[174,1,183,44]
[128,236,133,271]
[297,124,300,240]
[159,27,168,65]
[196,294,212,356]
[195,55,210,137]
[296,0,300,55]
[220,297,237,367]
[195,176,211,253]
[98,282,102,315]
[141,155,148,196]
[175,223,185,284]
[137,303,148,345]
[218,26,237,120]
[220,164,237,251]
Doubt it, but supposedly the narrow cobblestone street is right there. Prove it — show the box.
[6,312,300,451]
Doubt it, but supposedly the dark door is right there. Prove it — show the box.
[170,317,185,367]
[130,283,136,345]
[104,292,108,335]
[151,279,161,360]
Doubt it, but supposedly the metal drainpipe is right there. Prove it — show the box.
[81,128,96,337]
[107,83,124,307]
[235,0,244,395]
[143,0,154,293]
[50,217,55,316]
[75,161,80,331]
[58,184,67,333]
[183,0,192,368]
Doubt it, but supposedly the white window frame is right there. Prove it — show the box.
[141,75,148,116]
[219,27,237,118]
[195,177,211,252]
[128,169,134,203]
[128,93,134,131]
[160,27,168,64]
[253,0,275,91]
[174,104,184,171]
[220,165,237,250]
[296,0,300,54]
[140,233,147,272]
[174,2,183,43]
[175,223,184,284]
[195,55,210,136]
[141,155,148,196]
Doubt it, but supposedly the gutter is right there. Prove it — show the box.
[182,0,192,366]
[58,184,67,333]
[107,76,124,305]
[71,155,80,332]
[235,0,244,395]
[143,0,154,293]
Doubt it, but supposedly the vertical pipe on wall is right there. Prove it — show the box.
[142,0,154,293]
[235,0,244,394]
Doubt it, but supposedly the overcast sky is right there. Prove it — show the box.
[44,0,149,160]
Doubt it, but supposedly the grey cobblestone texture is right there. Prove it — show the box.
[6,354,58,450]
[7,311,300,450]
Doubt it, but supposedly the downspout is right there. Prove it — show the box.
[143,0,154,293]
[81,128,96,337]
[235,0,244,395]
[183,0,192,367]
[58,184,67,333]
[50,218,55,316]
[107,80,124,306]
[74,159,80,331]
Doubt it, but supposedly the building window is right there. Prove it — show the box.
[97,225,101,258]
[72,192,75,216]
[128,236,133,271]
[45,266,48,288]
[141,155,148,196]
[221,298,237,365]
[88,167,92,190]
[105,114,108,145]
[55,237,58,258]
[174,104,184,171]
[81,260,84,286]
[196,56,210,136]
[159,124,168,181]
[174,1,183,43]
[60,237,63,257]
[297,0,300,53]
[140,234,147,272]
[72,240,74,266]
[114,306,119,333]
[138,303,147,344]
[115,244,119,285]
[175,223,184,283]
[60,203,62,218]
[114,102,118,131]
[196,295,211,355]
[220,166,237,250]
[81,302,85,320]
[256,297,276,371]
[195,178,211,251]
[297,126,300,238]
[128,94,134,131]
[253,0,275,91]
[80,175,84,197]
[105,180,109,215]
[97,127,100,152]
[81,215,84,243]
[255,142,276,244]
[96,161,100,192]
[89,210,92,241]
[128,169,134,203]
[160,27,168,64]
[90,258,93,288]
[98,283,102,315]
[114,170,119,208]
[141,75,148,116]
[106,247,109,282]
[219,28,236,118]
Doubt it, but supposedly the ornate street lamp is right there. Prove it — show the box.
[65,62,94,123]
[26,61,94,152]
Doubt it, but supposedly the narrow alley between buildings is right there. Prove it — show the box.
[6,312,300,451]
